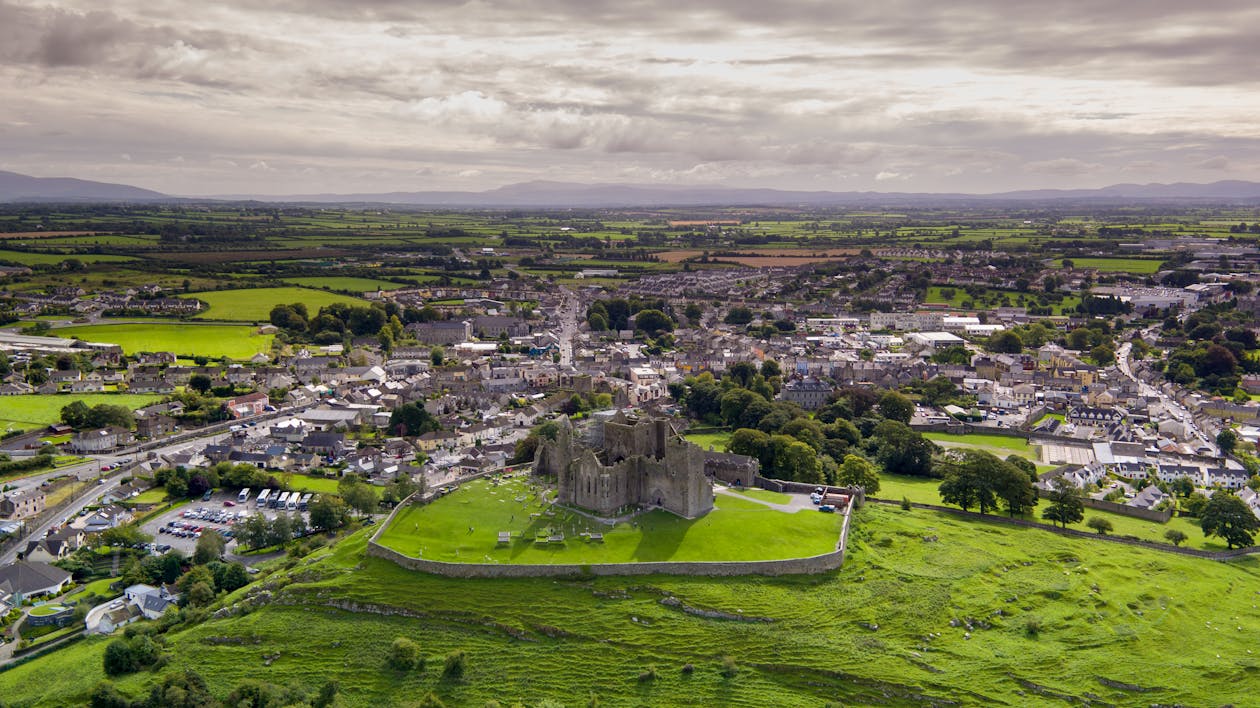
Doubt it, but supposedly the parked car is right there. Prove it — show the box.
[818,504,836,513]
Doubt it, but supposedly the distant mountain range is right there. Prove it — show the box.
[5,169,1260,206]
[0,170,167,202]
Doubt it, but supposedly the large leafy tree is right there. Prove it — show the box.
[1042,478,1085,528]
[1200,493,1260,549]
[388,403,440,437]
[834,454,880,493]
[870,420,936,477]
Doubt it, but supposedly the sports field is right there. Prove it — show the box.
[377,476,841,563]
[56,322,273,359]
[180,287,367,321]
[0,393,163,432]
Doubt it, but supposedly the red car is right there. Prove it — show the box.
[223,500,236,507]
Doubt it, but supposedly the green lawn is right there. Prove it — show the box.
[27,604,69,618]
[67,577,121,599]
[55,323,274,359]
[683,431,732,451]
[1055,257,1164,274]
[0,393,163,432]
[378,476,841,564]
[6,505,1259,706]
[282,276,407,292]
[180,287,367,322]
[129,488,168,504]
[731,487,792,504]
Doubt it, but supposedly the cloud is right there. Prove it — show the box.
[1194,155,1230,170]
[1025,158,1103,176]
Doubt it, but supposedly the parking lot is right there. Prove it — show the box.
[139,489,310,556]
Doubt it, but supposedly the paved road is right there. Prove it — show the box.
[1117,341,1216,454]
[557,286,578,367]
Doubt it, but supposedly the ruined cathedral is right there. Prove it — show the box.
[534,413,716,518]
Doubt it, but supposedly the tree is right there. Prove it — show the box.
[871,420,936,477]
[1164,529,1188,546]
[389,403,440,437]
[99,523,152,548]
[192,530,226,564]
[1170,476,1195,497]
[775,440,823,483]
[430,347,445,367]
[144,670,216,708]
[187,580,216,607]
[1042,479,1085,528]
[188,374,213,395]
[1086,517,1113,535]
[388,637,423,671]
[988,330,1023,354]
[633,309,673,337]
[727,428,770,459]
[834,454,880,493]
[724,307,753,325]
[877,391,913,424]
[1200,493,1260,549]
[103,640,138,676]
[1090,344,1115,367]
[1217,429,1238,455]
[309,494,351,531]
[340,476,379,517]
[1183,492,1210,517]
[237,513,270,549]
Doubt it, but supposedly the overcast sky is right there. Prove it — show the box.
[2,0,1259,196]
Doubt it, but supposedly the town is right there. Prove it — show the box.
[2,204,1260,705]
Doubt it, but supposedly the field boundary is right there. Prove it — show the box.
[868,497,1258,559]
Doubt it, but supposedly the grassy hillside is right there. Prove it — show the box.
[3,505,1258,706]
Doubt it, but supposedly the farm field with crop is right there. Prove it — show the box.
[55,322,274,359]
[180,286,367,321]
[0,249,135,265]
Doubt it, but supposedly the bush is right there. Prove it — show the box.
[1024,617,1042,637]
[442,649,466,679]
[681,663,695,674]
[638,666,658,682]
[720,655,738,679]
[900,496,911,510]
[387,636,423,671]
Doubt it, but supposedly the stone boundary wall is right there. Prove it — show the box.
[1078,496,1173,523]
[754,477,866,507]
[911,422,1030,438]
[867,497,1257,560]
[369,479,853,578]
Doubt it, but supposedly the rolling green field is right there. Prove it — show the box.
[4,505,1259,706]
[0,393,163,432]
[1055,257,1164,273]
[55,323,274,359]
[0,249,135,265]
[378,476,840,564]
[282,276,407,292]
[924,286,1081,315]
[180,287,367,321]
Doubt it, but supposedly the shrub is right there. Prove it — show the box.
[442,649,466,679]
[638,666,658,682]
[1165,529,1188,546]
[900,496,911,510]
[720,655,738,679]
[681,663,695,674]
[1024,617,1042,637]
[387,636,423,671]
[418,692,446,707]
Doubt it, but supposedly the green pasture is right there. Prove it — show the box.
[377,476,841,563]
[180,287,367,321]
[55,323,273,359]
[0,250,135,265]
[1056,258,1164,274]
[281,276,408,292]
[0,393,163,432]
[683,431,732,451]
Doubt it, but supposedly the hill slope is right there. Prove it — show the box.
[0,170,167,202]
[2,505,1257,707]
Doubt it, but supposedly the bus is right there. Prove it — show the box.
[256,489,271,508]
[285,494,298,511]
[298,493,312,511]
[274,492,289,509]
[237,488,251,504]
